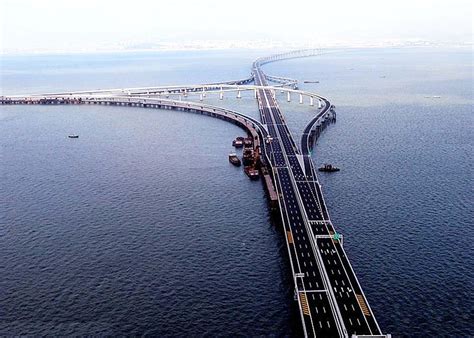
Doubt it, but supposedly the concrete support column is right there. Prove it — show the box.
[299,94,303,104]
[310,97,314,106]
[237,89,241,99]
[199,93,203,101]
[254,89,257,99]
[287,91,291,102]
[318,100,322,109]
[219,91,224,100]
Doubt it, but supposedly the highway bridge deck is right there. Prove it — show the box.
[253,58,384,337]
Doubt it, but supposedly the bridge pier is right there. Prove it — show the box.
[310,96,314,106]
[287,92,291,102]
[299,93,303,104]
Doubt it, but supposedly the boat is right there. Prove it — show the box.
[244,166,259,180]
[232,136,244,148]
[242,148,254,166]
[68,135,79,138]
[318,164,340,172]
[303,80,320,83]
[228,153,241,166]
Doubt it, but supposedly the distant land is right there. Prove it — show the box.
[1,38,471,56]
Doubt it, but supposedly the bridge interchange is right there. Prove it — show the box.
[1,50,388,338]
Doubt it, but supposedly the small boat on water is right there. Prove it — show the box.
[229,153,241,167]
[318,164,340,172]
[232,136,244,148]
[68,135,79,138]
[303,80,320,83]
[244,166,259,180]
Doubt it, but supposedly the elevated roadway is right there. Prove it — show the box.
[253,56,385,337]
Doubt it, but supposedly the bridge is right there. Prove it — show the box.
[1,50,389,337]
[253,54,388,337]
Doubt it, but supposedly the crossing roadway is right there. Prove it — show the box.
[252,61,384,337]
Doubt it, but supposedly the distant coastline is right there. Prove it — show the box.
[1,39,471,56]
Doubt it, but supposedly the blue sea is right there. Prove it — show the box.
[1,48,472,336]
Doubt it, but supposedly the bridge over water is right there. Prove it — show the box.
[1,50,390,338]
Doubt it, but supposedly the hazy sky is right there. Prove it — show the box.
[1,0,472,53]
